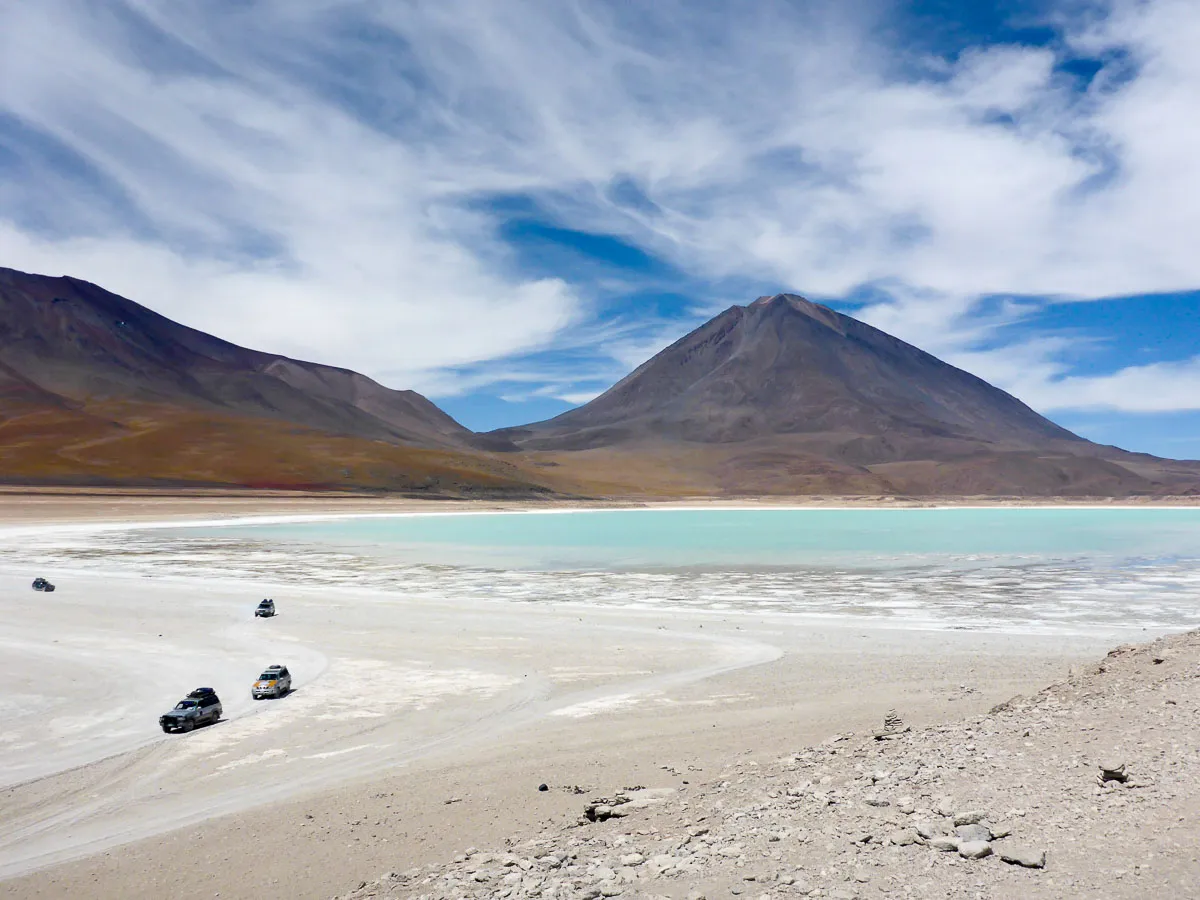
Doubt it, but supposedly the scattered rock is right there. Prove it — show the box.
[1000,846,1047,869]
[955,823,992,843]
[958,840,993,860]
[930,836,960,853]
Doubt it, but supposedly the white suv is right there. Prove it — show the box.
[252,664,291,699]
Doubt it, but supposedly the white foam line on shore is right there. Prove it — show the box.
[3,503,1198,540]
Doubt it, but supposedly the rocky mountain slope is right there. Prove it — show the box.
[0,267,534,492]
[496,295,1200,496]
[336,629,1200,900]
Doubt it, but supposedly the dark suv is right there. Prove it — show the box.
[254,598,276,617]
[32,577,55,592]
[159,688,222,733]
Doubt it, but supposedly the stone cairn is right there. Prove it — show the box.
[874,709,910,740]
[1098,759,1129,786]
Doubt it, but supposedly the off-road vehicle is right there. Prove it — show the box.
[31,577,55,592]
[159,688,222,733]
[252,664,291,699]
[254,598,275,617]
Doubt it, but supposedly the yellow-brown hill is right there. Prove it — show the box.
[0,398,545,493]
[0,267,543,494]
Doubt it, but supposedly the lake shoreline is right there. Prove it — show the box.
[3,487,1200,530]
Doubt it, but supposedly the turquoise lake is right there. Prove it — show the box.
[11,508,1200,633]
[177,507,1200,570]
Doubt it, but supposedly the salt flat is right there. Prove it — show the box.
[0,567,781,879]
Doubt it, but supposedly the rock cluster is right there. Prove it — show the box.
[583,789,674,823]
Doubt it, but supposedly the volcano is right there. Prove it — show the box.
[494,294,1200,496]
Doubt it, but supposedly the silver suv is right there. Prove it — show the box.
[254,598,275,617]
[252,665,291,699]
[159,688,222,733]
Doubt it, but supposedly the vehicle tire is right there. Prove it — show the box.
[162,726,171,734]
[184,719,195,732]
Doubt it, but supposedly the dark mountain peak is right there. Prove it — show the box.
[494,289,1084,454]
[743,292,849,334]
[748,291,808,310]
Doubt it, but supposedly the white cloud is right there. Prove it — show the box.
[0,0,1199,419]
[1024,356,1200,413]
[555,390,604,406]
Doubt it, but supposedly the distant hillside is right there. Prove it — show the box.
[0,267,537,493]
[494,294,1200,496]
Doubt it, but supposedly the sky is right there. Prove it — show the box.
[1,0,1199,456]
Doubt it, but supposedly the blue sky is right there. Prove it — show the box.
[1,1,1199,457]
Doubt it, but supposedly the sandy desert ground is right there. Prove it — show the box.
[337,629,1200,900]
[0,493,1190,900]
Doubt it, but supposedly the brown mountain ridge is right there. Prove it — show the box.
[0,267,536,493]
